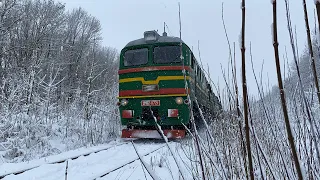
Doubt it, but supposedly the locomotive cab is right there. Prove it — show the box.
[117,30,220,139]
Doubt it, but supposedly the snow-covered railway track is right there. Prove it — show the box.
[0,142,130,179]
[91,143,166,179]
[0,141,168,180]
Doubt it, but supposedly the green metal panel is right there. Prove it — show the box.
[118,40,220,129]
[119,96,189,126]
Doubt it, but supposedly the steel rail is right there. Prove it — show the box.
[0,142,129,179]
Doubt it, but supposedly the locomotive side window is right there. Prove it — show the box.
[124,48,148,66]
[196,65,198,75]
[191,55,195,69]
[153,46,181,64]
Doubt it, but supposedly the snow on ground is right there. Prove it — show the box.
[0,139,194,180]
[99,141,194,180]
[0,139,124,177]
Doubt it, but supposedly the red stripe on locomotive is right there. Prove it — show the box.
[119,88,190,97]
[118,66,191,74]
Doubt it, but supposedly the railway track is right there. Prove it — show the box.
[0,142,129,179]
[91,143,166,179]
[0,141,168,180]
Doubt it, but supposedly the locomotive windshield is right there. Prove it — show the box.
[153,46,181,64]
[124,48,148,66]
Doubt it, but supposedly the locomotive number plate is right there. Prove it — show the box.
[141,100,160,106]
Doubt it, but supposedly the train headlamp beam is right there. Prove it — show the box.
[120,99,129,106]
[144,30,159,42]
[175,97,183,105]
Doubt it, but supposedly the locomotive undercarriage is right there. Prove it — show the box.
[121,103,211,139]
[121,106,188,139]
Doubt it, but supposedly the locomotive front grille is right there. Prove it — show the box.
[141,107,159,120]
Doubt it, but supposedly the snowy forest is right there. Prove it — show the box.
[0,0,119,161]
[0,0,320,179]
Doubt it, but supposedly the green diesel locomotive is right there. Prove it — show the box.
[117,30,221,139]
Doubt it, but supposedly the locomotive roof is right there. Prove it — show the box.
[124,35,185,48]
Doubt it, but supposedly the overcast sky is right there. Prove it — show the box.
[55,0,315,98]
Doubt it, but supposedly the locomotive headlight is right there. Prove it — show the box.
[142,84,159,92]
[175,97,183,105]
[120,99,128,106]
[144,30,159,42]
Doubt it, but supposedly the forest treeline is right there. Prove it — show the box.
[0,0,119,160]
[1,1,320,178]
